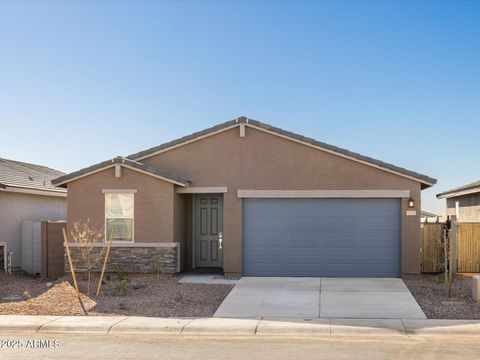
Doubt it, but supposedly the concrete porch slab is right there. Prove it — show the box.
[178,274,239,285]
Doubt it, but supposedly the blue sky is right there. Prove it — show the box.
[1,1,479,214]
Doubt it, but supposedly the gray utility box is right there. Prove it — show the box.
[473,275,480,303]
[21,220,42,275]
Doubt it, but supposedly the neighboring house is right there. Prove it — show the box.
[437,180,480,222]
[52,117,436,278]
[0,157,67,269]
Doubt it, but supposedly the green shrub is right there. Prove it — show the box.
[115,279,132,296]
[113,263,131,296]
[113,263,127,281]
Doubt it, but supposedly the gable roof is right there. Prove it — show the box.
[52,156,191,187]
[128,116,437,189]
[0,157,66,195]
[437,179,480,199]
[421,210,438,217]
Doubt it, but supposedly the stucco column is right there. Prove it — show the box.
[401,192,421,274]
[223,190,242,277]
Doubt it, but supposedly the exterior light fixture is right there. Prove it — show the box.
[408,198,415,208]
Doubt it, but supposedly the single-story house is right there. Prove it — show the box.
[0,157,67,270]
[52,117,436,278]
[437,180,480,222]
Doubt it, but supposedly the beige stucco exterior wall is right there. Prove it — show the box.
[140,126,423,276]
[184,195,194,270]
[66,167,175,243]
[173,191,187,270]
[0,191,66,268]
[446,194,480,222]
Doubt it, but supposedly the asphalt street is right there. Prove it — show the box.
[1,333,480,360]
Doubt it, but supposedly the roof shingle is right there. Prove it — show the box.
[0,157,66,193]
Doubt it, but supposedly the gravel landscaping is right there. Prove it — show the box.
[403,274,480,319]
[3,272,479,319]
[0,272,233,317]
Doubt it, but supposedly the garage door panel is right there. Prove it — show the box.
[246,251,400,265]
[243,198,401,277]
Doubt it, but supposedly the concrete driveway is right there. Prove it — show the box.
[214,277,426,319]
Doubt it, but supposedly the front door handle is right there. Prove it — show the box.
[219,232,223,250]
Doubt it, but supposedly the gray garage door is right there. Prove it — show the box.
[243,198,401,277]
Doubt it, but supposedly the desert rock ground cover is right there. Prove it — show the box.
[403,274,480,319]
[0,272,233,317]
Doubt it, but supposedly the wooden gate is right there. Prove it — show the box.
[421,223,444,273]
[41,221,66,279]
[457,223,480,273]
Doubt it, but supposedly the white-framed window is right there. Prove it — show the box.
[105,193,134,242]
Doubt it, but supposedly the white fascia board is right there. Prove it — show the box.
[237,189,410,198]
[177,187,228,194]
[4,186,67,198]
[437,187,480,199]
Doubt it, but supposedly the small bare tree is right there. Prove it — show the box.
[70,220,105,295]
[423,219,457,298]
[443,217,457,298]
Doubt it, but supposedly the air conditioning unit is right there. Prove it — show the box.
[21,220,42,276]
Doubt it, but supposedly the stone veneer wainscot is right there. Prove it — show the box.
[65,244,179,273]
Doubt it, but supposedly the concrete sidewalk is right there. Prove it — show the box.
[0,316,479,337]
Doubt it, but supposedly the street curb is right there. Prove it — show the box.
[0,316,479,338]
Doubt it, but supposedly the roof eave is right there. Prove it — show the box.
[52,157,190,188]
[421,182,435,190]
[2,185,67,197]
[437,186,480,199]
